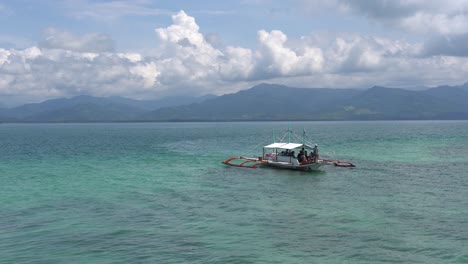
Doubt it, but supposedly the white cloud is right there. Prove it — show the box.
[326,36,399,72]
[219,47,254,80]
[130,62,160,88]
[298,1,468,59]
[23,47,42,59]
[2,10,468,105]
[0,47,162,101]
[0,48,10,65]
[117,53,142,63]
[154,11,323,84]
[152,11,225,93]
[330,0,468,35]
[39,28,114,53]
[399,12,468,35]
[255,30,323,77]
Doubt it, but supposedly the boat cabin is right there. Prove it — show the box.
[263,142,317,166]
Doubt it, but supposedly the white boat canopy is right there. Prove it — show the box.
[264,143,314,150]
[264,143,287,148]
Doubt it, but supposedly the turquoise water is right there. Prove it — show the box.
[1,121,467,263]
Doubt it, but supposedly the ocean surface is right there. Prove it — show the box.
[0,121,467,264]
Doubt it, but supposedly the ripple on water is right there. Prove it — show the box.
[1,122,467,263]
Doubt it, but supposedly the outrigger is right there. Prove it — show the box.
[222,129,355,171]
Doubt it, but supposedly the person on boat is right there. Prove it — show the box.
[308,145,317,162]
[298,148,305,163]
[312,144,319,162]
[299,148,305,156]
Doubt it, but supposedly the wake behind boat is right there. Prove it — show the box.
[222,129,355,171]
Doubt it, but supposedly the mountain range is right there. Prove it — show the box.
[1,83,468,122]
[0,94,215,122]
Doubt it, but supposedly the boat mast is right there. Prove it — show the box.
[302,128,306,146]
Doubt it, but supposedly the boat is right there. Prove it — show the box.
[222,129,355,171]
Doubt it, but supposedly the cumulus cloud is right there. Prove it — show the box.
[149,11,227,94]
[329,37,382,73]
[38,28,115,53]
[129,62,160,88]
[0,10,326,103]
[336,0,468,35]
[0,47,161,101]
[2,10,468,105]
[298,0,468,59]
[324,35,421,73]
[255,30,323,77]
[154,11,323,85]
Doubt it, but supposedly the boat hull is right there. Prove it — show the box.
[266,160,324,171]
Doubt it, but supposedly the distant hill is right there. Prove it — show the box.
[140,84,360,121]
[24,101,145,122]
[105,94,216,111]
[0,94,215,122]
[422,86,468,110]
[323,86,449,120]
[1,83,468,122]
[141,83,468,121]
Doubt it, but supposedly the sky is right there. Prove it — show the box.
[1,0,468,106]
